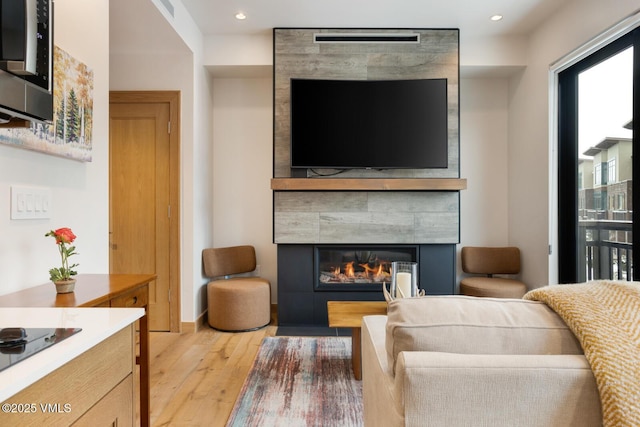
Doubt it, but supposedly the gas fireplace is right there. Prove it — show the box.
[315,246,417,291]
[277,244,455,327]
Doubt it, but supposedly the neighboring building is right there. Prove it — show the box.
[580,136,632,222]
[578,158,594,218]
[579,134,632,281]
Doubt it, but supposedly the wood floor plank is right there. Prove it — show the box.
[148,322,277,426]
[152,332,244,426]
[190,327,274,422]
[150,339,212,413]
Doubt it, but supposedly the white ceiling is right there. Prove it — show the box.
[180,0,567,39]
[110,0,569,54]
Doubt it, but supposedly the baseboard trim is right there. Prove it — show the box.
[181,310,208,333]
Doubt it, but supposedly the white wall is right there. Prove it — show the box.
[151,0,216,324]
[458,78,510,284]
[212,78,276,301]
[0,0,109,294]
[508,0,639,288]
[204,35,272,68]
[190,61,215,318]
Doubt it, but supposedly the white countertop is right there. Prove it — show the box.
[0,307,143,402]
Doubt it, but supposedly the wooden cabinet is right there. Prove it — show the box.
[111,285,148,309]
[1,325,135,426]
[72,375,134,427]
[0,274,155,427]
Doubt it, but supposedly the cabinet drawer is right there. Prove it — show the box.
[72,374,134,427]
[0,326,134,425]
[111,286,147,308]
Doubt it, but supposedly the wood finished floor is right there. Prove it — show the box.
[146,317,278,426]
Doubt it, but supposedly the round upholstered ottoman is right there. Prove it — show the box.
[460,277,527,298]
[207,277,271,331]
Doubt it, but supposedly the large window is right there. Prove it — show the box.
[558,28,639,283]
[608,158,617,184]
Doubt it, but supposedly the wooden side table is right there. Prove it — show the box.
[0,273,156,427]
[327,301,388,380]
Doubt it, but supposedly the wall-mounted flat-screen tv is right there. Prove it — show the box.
[290,78,448,170]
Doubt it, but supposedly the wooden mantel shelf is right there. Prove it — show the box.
[271,178,467,191]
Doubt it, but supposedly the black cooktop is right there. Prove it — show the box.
[0,327,82,372]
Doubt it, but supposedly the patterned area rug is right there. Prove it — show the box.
[226,336,363,426]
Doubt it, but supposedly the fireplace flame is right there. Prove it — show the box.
[344,262,355,277]
[320,260,391,283]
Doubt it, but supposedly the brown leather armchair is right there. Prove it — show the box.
[459,246,528,298]
[203,245,271,331]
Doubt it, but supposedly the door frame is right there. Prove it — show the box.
[109,90,181,332]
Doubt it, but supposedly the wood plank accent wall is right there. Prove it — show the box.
[271,178,467,191]
[272,28,461,244]
[274,191,460,244]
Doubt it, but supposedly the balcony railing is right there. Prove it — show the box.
[578,218,633,281]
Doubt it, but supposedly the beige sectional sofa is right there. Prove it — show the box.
[362,296,602,426]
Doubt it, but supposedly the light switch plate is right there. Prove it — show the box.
[11,185,52,220]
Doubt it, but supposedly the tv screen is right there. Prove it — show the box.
[290,78,448,169]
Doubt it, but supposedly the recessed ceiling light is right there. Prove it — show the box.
[490,14,503,22]
[235,12,247,20]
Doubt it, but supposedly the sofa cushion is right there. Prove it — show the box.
[385,295,583,374]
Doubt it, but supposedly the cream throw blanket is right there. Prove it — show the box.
[524,281,640,427]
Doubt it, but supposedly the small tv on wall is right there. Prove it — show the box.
[290,78,448,170]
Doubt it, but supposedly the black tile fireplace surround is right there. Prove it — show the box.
[277,244,456,327]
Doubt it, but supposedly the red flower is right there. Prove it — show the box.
[45,228,79,281]
[52,227,76,244]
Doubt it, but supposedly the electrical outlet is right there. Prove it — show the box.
[11,185,52,220]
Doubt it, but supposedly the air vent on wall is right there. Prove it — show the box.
[314,33,420,44]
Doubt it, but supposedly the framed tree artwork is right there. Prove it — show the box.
[0,46,94,161]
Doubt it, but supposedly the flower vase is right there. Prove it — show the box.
[54,278,76,294]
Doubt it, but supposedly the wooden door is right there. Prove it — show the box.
[109,91,180,332]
